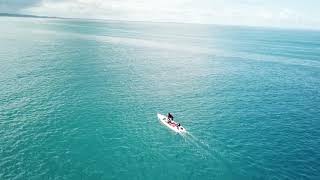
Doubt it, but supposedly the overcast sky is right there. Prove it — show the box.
[1,0,320,29]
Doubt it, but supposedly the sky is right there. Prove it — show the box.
[1,0,320,29]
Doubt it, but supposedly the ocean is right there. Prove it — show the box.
[0,16,319,179]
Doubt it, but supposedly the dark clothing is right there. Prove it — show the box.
[176,123,181,129]
[167,113,174,120]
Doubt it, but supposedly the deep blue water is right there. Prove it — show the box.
[0,16,320,179]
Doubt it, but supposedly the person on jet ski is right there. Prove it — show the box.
[167,113,174,122]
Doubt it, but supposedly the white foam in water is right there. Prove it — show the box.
[182,132,215,157]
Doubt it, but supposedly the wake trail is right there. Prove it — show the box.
[182,131,233,169]
[182,132,216,158]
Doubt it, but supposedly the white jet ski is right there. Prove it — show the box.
[157,113,186,133]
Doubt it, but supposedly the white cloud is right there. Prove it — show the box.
[21,0,320,29]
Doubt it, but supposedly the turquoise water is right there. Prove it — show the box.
[0,16,320,179]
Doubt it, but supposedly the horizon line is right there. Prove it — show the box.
[1,12,319,32]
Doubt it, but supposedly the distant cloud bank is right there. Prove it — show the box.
[1,0,320,29]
